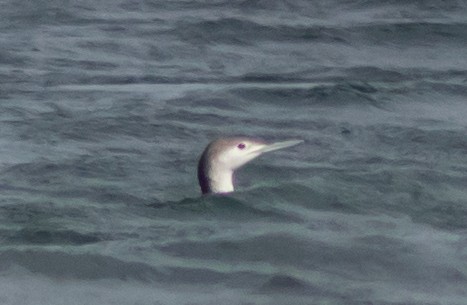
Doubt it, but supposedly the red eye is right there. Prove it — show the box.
[237,143,246,150]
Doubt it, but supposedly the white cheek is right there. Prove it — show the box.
[218,150,242,168]
[218,150,238,165]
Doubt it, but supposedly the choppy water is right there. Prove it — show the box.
[1,1,467,304]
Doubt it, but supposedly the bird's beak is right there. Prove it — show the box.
[257,139,304,154]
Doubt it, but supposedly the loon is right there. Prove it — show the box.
[197,137,303,194]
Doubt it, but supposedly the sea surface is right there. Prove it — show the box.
[1,1,467,304]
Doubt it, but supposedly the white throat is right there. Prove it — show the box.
[208,167,234,194]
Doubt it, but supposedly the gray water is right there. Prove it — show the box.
[1,1,467,304]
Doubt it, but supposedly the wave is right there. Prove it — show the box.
[171,17,467,47]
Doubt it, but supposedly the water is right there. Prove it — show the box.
[1,0,467,304]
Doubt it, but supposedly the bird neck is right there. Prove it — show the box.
[208,167,234,194]
[198,153,236,194]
